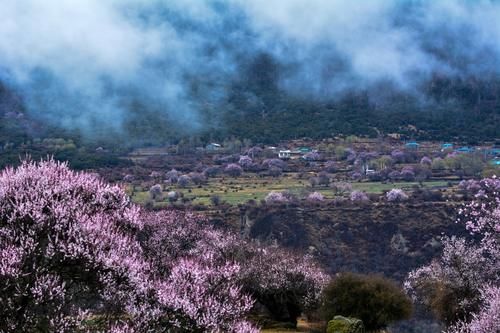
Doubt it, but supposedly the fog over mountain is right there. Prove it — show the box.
[1,0,499,139]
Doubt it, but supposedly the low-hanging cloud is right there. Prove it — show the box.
[1,0,500,137]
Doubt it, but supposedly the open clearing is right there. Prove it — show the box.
[129,173,452,206]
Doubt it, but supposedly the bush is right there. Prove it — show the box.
[324,160,337,173]
[307,191,325,202]
[321,273,412,330]
[239,155,253,169]
[351,172,362,181]
[265,191,289,204]
[401,166,415,181]
[262,158,287,170]
[391,150,406,163]
[389,170,401,181]
[149,183,163,200]
[350,190,369,202]
[167,190,179,202]
[177,174,191,188]
[327,316,365,333]
[431,157,446,170]
[189,172,206,185]
[203,166,221,178]
[331,182,352,196]
[165,168,179,183]
[303,151,320,161]
[210,194,221,206]
[420,156,432,166]
[317,171,330,186]
[309,176,320,187]
[268,166,283,177]
[386,189,409,202]
[225,163,243,177]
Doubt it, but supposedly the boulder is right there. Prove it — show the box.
[326,315,365,333]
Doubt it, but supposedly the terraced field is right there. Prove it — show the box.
[128,173,452,206]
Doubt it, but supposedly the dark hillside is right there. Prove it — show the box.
[209,202,465,281]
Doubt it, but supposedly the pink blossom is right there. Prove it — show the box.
[307,192,325,202]
[225,163,243,177]
[386,189,409,202]
[265,191,289,203]
[405,177,500,328]
[350,190,369,202]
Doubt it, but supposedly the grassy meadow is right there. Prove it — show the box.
[128,173,452,207]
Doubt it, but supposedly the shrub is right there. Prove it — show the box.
[246,146,263,158]
[210,194,221,206]
[321,273,412,330]
[189,172,206,185]
[415,166,432,182]
[335,146,349,160]
[268,166,283,177]
[458,179,481,194]
[303,151,320,161]
[177,174,191,188]
[389,170,401,181]
[307,192,325,202]
[149,170,163,179]
[391,150,406,163]
[225,163,243,177]
[265,191,289,204]
[350,190,369,202]
[165,168,179,183]
[239,155,253,168]
[351,172,362,181]
[214,154,240,164]
[331,182,352,196]
[317,171,330,186]
[123,174,135,182]
[262,158,287,170]
[400,166,415,181]
[203,166,221,178]
[386,189,409,202]
[324,160,337,173]
[309,176,320,187]
[420,156,432,166]
[167,190,179,202]
[431,157,446,170]
[326,316,364,333]
[149,183,163,200]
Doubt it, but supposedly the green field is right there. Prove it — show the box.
[129,173,452,207]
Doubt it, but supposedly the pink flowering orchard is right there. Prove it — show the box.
[0,159,154,332]
[141,210,329,324]
[0,160,327,332]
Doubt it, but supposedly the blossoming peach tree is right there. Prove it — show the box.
[405,177,499,332]
[0,160,327,332]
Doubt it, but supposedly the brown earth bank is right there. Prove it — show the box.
[205,201,467,281]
